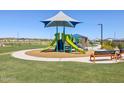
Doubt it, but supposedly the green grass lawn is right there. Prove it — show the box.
[0,44,44,53]
[0,54,124,83]
[0,45,124,82]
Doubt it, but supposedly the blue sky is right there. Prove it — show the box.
[0,10,124,39]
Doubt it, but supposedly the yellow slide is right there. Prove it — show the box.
[41,38,56,51]
[66,35,85,53]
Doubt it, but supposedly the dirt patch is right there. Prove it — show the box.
[26,50,93,58]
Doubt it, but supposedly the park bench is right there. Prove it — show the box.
[120,49,124,58]
[90,50,117,61]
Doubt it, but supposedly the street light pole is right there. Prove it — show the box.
[98,24,103,48]
[114,32,116,40]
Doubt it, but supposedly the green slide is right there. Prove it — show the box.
[41,38,56,51]
[65,35,85,53]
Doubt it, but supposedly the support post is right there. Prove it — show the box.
[101,24,103,47]
[56,26,58,52]
[63,26,65,52]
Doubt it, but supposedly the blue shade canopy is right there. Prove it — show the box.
[41,11,80,28]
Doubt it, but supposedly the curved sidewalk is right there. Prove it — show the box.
[11,49,122,64]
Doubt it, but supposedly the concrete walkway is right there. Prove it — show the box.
[11,49,124,64]
[0,52,12,55]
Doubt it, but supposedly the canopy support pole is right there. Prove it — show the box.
[56,26,58,52]
[63,26,65,52]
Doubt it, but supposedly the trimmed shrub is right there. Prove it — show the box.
[102,41,116,50]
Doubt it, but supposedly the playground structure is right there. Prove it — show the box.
[42,33,84,53]
[41,11,85,53]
